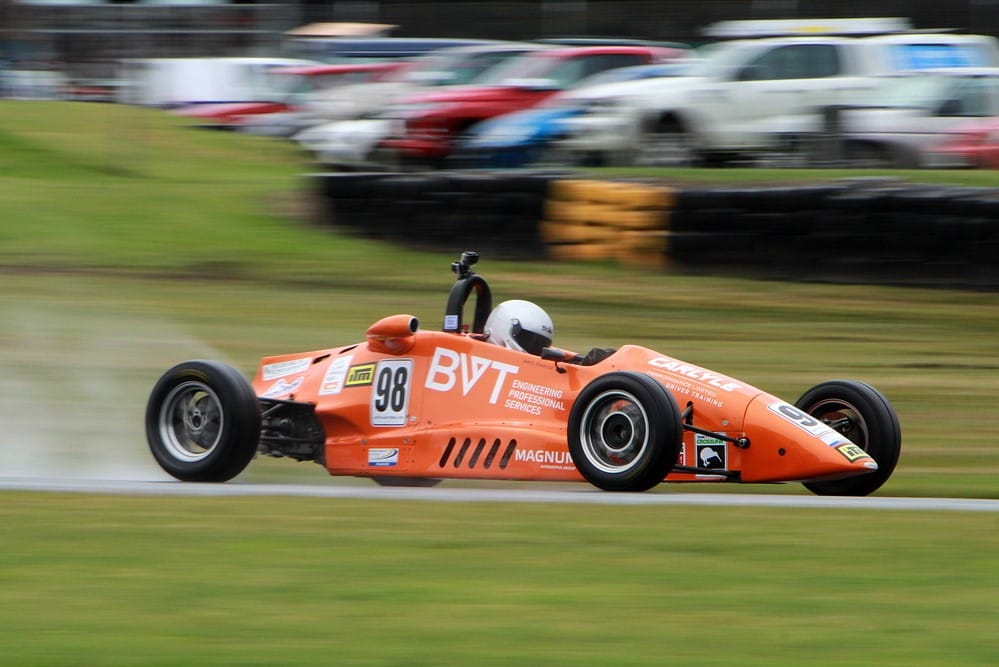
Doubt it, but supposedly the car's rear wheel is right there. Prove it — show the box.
[796,380,901,496]
[146,360,261,482]
[568,372,682,491]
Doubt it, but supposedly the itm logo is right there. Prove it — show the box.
[345,363,376,386]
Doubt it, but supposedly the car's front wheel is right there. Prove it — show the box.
[146,360,261,482]
[796,380,901,496]
[568,372,683,491]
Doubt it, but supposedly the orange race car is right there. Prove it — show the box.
[146,252,900,495]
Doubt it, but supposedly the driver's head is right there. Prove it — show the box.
[484,300,553,355]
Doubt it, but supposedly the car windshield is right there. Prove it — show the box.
[391,48,530,87]
[868,73,998,110]
[683,41,757,77]
[885,42,998,70]
[475,51,567,85]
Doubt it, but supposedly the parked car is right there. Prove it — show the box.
[926,116,999,168]
[285,35,512,64]
[116,57,319,108]
[0,68,68,99]
[453,62,691,168]
[303,42,541,126]
[294,42,542,168]
[377,44,684,167]
[764,68,999,168]
[555,30,999,166]
[174,62,406,134]
[294,117,396,170]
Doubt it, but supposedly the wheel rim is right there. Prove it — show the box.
[578,389,650,474]
[158,381,224,462]
[636,130,692,167]
[808,398,870,451]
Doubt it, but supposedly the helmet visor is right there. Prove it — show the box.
[511,320,550,356]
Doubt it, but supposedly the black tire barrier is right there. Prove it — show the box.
[667,180,999,289]
[316,170,570,259]
[315,173,999,289]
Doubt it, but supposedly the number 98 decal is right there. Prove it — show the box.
[371,359,413,427]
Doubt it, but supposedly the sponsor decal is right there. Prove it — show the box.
[367,448,399,467]
[345,363,376,387]
[424,347,519,404]
[648,357,743,393]
[319,355,352,396]
[695,433,727,470]
[262,357,311,381]
[836,443,870,462]
[768,401,841,441]
[504,378,566,415]
[514,449,574,470]
[262,376,304,398]
[820,431,850,446]
[443,314,459,331]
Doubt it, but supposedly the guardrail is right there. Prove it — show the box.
[317,172,999,288]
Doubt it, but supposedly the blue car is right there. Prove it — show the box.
[453,62,689,168]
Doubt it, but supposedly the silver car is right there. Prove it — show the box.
[768,68,999,168]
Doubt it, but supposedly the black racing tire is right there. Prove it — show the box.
[145,360,262,482]
[568,372,683,492]
[796,380,901,497]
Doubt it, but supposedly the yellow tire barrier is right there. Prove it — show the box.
[543,179,674,267]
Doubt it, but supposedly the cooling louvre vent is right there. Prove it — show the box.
[438,437,517,470]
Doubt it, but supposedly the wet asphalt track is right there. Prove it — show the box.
[2,477,998,512]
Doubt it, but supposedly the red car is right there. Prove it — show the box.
[173,62,406,129]
[928,116,999,168]
[378,45,683,165]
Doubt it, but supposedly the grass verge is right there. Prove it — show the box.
[1,492,997,667]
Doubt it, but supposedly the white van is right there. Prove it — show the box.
[116,57,318,107]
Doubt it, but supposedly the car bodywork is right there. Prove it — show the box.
[763,68,999,168]
[302,42,541,126]
[147,253,900,495]
[377,45,683,165]
[172,62,406,131]
[556,32,999,166]
[454,63,690,168]
[926,116,999,168]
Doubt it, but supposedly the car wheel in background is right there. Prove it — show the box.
[636,119,698,167]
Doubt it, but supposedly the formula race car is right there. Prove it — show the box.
[146,252,901,495]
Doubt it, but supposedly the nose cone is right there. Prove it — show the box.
[740,395,878,483]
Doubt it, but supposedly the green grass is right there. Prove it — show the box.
[1,493,997,667]
[2,102,999,665]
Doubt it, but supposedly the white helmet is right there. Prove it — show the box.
[484,300,554,355]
